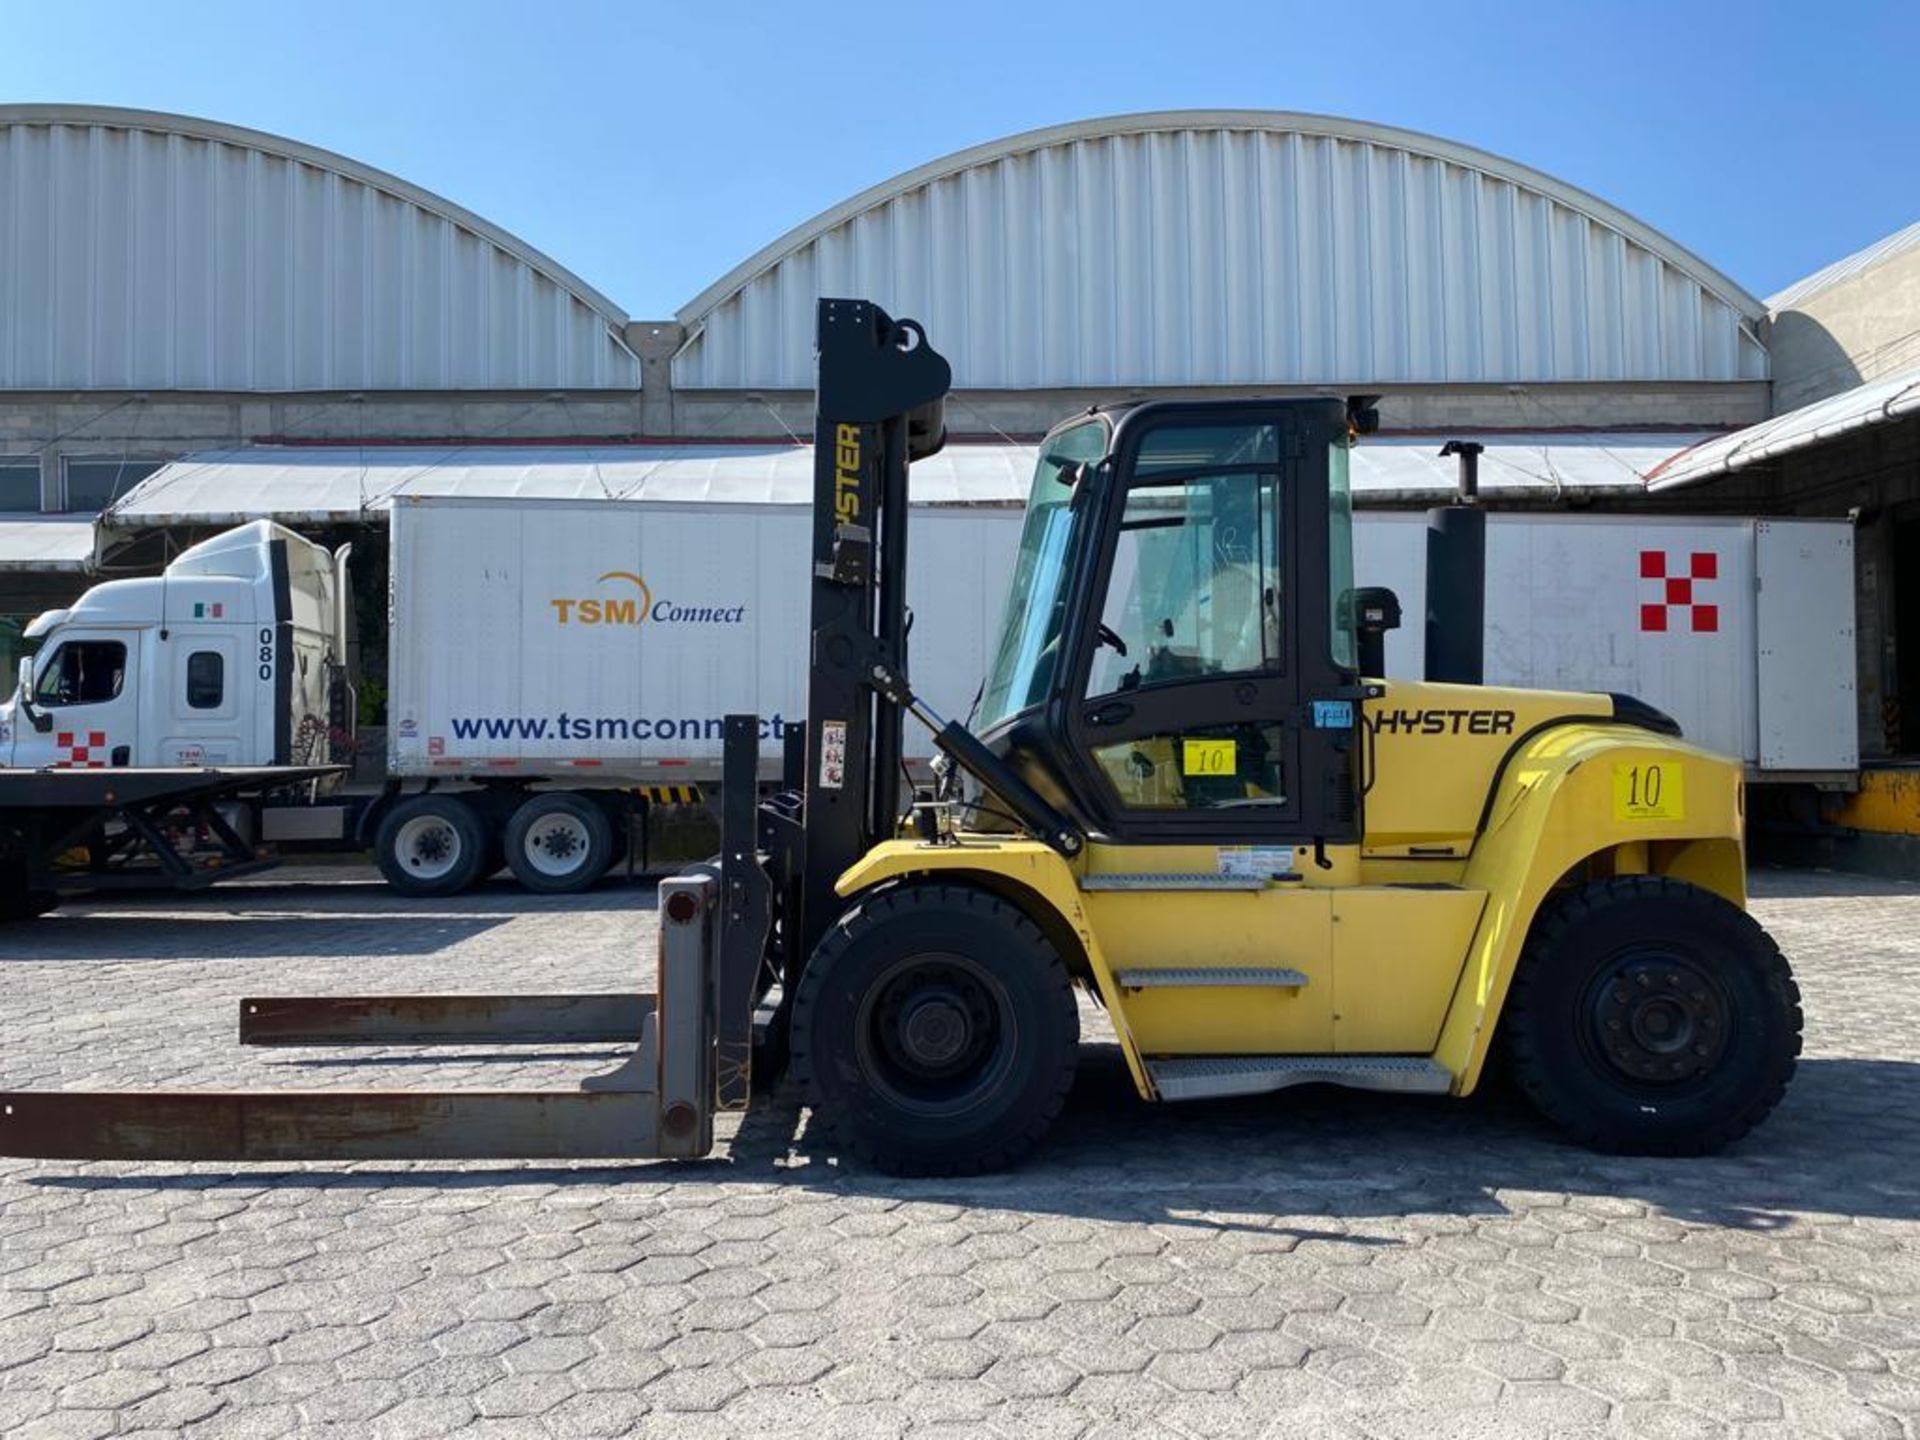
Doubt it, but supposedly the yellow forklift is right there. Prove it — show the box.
[0,300,1799,1174]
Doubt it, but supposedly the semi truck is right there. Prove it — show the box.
[0,522,349,919]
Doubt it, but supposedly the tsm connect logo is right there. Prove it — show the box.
[548,572,747,627]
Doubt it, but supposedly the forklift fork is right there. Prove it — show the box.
[0,718,772,1166]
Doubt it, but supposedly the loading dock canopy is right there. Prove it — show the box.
[0,518,97,572]
[102,433,1712,528]
[1649,362,1920,491]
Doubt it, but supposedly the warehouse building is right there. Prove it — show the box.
[0,104,650,670]
[3,103,1910,816]
[1,106,1772,652]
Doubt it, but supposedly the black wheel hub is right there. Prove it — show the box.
[1587,955,1731,1087]
[899,988,973,1069]
[858,955,1012,1114]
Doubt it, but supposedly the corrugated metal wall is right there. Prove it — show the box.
[676,124,1767,390]
[0,115,639,392]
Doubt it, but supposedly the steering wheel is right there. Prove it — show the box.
[1096,623,1129,657]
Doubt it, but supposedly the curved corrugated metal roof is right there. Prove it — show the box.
[0,104,639,392]
[674,110,1767,391]
[1767,219,1920,311]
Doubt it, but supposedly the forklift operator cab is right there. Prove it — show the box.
[977,400,1363,845]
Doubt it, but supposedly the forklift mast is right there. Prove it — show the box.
[786,299,951,965]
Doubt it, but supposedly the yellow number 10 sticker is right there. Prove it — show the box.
[1613,761,1685,821]
[1183,738,1237,776]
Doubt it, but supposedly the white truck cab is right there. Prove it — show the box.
[2,521,351,772]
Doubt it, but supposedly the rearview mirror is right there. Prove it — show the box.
[17,657,51,732]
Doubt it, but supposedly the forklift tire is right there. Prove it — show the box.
[791,883,1079,1176]
[1504,876,1801,1156]
[504,792,615,894]
[375,795,489,897]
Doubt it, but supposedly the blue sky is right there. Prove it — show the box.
[5,1,1915,320]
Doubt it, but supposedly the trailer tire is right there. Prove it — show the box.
[1505,876,1801,1155]
[375,795,489,897]
[504,792,614,894]
[0,887,58,922]
[791,883,1079,1176]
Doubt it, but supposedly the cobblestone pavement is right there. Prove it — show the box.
[1,868,1916,1439]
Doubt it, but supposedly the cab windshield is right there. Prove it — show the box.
[977,420,1107,731]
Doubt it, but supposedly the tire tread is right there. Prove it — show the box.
[790,883,1078,1177]
[1505,875,1801,1155]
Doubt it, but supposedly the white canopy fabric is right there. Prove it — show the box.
[105,432,1713,528]
[1350,434,1704,500]
[0,517,96,571]
[106,444,1032,524]
[1648,363,1920,491]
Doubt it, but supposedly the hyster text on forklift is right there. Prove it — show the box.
[0,300,1802,1174]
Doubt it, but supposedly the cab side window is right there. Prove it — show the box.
[186,651,224,709]
[1080,437,1290,814]
[1087,473,1283,698]
[34,640,126,706]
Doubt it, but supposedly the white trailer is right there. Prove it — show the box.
[1353,513,1857,775]
[375,495,1014,897]
[387,496,1010,780]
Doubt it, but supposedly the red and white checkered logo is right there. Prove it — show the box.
[1639,550,1719,634]
[55,730,109,768]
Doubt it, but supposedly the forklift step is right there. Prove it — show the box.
[1081,873,1269,892]
[1113,967,1308,989]
[1146,1055,1453,1101]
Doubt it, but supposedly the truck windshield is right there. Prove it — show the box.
[977,420,1108,731]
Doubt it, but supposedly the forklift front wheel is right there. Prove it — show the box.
[792,884,1079,1177]
[375,795,489,897]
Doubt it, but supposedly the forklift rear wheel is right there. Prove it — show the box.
[504,793,614,894]
[1504,876,1801,1155]
[792,884,1079,1176]
[375,795,489,897]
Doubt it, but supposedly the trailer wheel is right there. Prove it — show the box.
[1504,877,1801,1155]
[0,886,58,922]
[504,793,614,894]
[792,884,1079,1176]
[375,795,488,897]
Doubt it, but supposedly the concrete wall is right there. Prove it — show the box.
[670,381,1771,442]
[0,365,1769,492]
[1769,243,1920,412]
[0,389,651,514]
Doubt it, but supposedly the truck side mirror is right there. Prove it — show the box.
[17,657,52,733]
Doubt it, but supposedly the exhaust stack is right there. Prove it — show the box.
[1425,440,1486,685]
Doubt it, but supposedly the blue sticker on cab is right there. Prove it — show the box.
[1312,700,1354,729]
